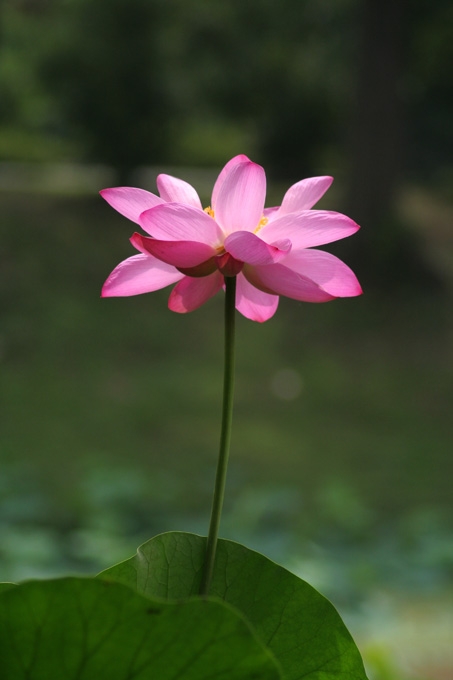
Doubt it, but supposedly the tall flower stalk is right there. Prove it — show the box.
[99,154,363,591]
[200,275,237,595]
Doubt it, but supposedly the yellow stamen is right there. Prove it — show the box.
[204,206,215,218]
[254,215,268,234]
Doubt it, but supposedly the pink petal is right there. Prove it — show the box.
[139,204,223,244]
[168,272,223,313]
[211,155,251,208]
[102,254,183,297]
[214,160,266,235]
[130,233,217,268]
[156,174,203,209]
[243,263,336,303]
[235,273,279,322]
[278,176,334,214]
[215,253,244,277]
[281,249,363,297]
[100,187,164,225]
[259,210,360,249]
[224,231,291,265]
[263,206,279,219]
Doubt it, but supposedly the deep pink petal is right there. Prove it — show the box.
[215,253,244,277]
[259,210,360,249]
[211,155,251,208]
[224,231,291,265]
[168,272,223,313]
[130,233,217,268]
[281,249,362,297]
[102,254,183,297]
[100,187,164,225]
[278,176,334,215]
[139,204,223,244]
[214,161,266,234]
[243,263,336,302]
[156,174,203,209]
[235,273,279,322]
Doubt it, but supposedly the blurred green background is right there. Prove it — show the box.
[1,1,453,678]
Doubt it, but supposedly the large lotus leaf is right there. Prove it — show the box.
[0,576,280,679]
[100,532,368,680]
[0,582,16,594]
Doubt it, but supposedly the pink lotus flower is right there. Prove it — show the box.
[101,155,362,322]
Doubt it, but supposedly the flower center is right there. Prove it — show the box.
[204,205,267,235]
[188,205,264,277]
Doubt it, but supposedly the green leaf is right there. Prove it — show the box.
[100,532,368,680]
[0,582,16,594]
[0,577,280,679]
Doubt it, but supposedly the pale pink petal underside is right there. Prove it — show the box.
[224,231,291,265]
[156,174,203,209]
[139,204,223,244]
[263,206,279,219]
[100,187,164,225]
[259,210,360,249]
[279,176,334,214]
[101,254,183,297]
[168,272,223,313]
[235,273,279,322]
[244,263,335,302]
[214,160,266,234]
[130,233,217,268]
[211,155,251,208]
[281,249,363,297]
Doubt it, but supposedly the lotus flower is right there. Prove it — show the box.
[101,155,362,322]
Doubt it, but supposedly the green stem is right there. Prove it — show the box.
[200,276,237,596]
